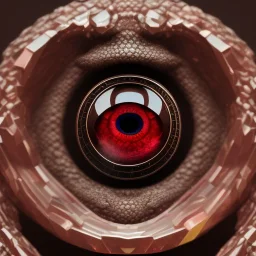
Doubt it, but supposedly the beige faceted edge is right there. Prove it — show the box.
[0,2,256,255]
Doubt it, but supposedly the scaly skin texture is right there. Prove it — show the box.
[31,33,225,224]
[0,0,256,255]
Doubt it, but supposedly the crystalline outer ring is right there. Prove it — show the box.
[0,1,255,254]
[77,75,180,180]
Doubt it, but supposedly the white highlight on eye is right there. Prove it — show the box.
[146,89,162,115]
[95,87,163,116]
[95,88,114,115]
[115,92,144,105]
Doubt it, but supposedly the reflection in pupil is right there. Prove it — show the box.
[116,113,143,135]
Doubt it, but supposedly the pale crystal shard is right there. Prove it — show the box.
[91,10,111,33]
[26,34,51,53]
[73,11,90,27]
[145,10,166,33]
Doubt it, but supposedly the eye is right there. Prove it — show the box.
[77,75,181,179]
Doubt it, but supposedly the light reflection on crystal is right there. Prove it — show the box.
[91,10,112,33]
[144,10,166,33]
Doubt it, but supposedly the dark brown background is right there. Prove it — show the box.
[0,0,254,255]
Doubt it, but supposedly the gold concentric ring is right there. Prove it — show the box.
[77,75,181,180]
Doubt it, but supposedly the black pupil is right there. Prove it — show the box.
[116,113,143,135]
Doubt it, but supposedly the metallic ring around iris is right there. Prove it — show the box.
[77,75,181,180]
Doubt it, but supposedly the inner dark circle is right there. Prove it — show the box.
[116,113,143,135]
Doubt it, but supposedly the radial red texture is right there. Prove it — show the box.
[95,103,163,164]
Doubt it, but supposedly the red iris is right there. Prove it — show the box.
[95,103,163,164]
